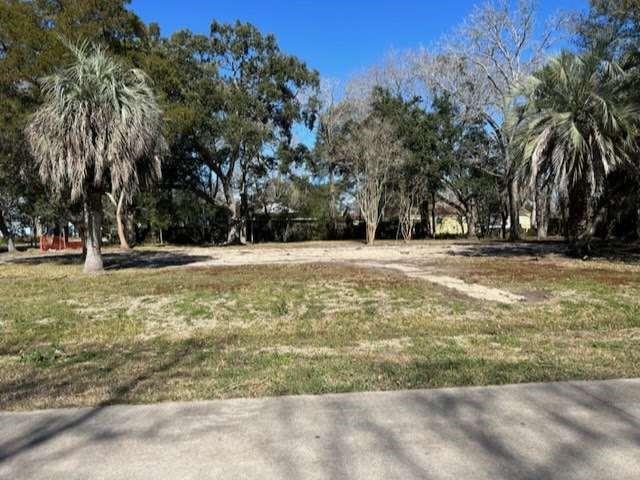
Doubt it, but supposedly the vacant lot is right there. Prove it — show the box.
[1,241,639,410]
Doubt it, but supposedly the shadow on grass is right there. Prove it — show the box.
[0,341,198,465]
[448,240,569,258]
[2,249,211,270]
[1,347,640,478]
[449,239,640,263]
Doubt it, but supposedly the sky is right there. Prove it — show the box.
[129,0,589,149]
[129,0,590,81]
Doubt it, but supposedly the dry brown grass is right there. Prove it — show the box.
[1,244,639,410]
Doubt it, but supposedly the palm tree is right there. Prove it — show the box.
[515,52,639,252]
[26,43,163,272]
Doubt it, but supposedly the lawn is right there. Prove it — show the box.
[1,249,640,410]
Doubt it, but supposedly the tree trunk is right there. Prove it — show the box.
[116,194,130,250]
[500,210,507,239]
[531,190,537,231]
[35,217,44,244]
[431,193,437,239]
[108,192,131,250]
[578,203,606,255]
[0,209,17,253]
[6,236,16,253]
[222,178,246,245]
[398,195,414,242]
[328,166,338,239]
[419,199,431,239]
[83,192,104,274]
[508,176,520,241]
[226,199,243,244]
[536,189,550,240]
[467,201,478,239]
[365,221,377,245]
[533,172,551,240]
[126,213,136,247]
[567,184,588,244]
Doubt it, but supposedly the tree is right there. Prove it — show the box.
[576,0,640,57]
[312,79,351,237]
[441,122,502,239]
[149,22,319,244]
[26,44,163,273]
[515,52,639,252]
[338,117,407,244]
[0,0,151,253]
[417,0,561,240]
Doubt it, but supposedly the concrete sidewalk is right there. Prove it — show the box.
[1,379,639,479]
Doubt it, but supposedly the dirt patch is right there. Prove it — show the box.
[356,261,526,304]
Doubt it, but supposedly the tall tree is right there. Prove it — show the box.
[312,79,351,237]
[418,0,561,240]
[26,44,163,272]
[338,117,407,244]
[576,0,640,57]
[0,0,150,250]
[515,52,639,252]
[150,22,319,244]
[369,87,443,240]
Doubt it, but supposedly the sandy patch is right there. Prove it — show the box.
[357,262,526,304]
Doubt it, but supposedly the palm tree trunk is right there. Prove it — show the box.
[0,209,16,253]
[83,192,104,273]
[567,183,591,255]
[534,173,551,239]
[508,176,520,241]
[537,190,550,239]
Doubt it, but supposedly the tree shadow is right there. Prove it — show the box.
[0,342,198,468]
[245,378,640,478]
[2,249,211,270]
[449,239,640,263]
[1,366,639,478]
[448,240,570,259]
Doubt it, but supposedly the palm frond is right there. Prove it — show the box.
[26,43,164,202]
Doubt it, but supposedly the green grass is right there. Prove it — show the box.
[1,254,640,410]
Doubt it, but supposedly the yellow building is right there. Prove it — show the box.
[436,215,465,235]
[432,208,532,236]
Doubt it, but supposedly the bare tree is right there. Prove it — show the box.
[314,78,350,234]
[339,117,407,244]
[396,179,424,242]
[344,49,419,113]
[392,160,427,242]
[416,0,563,240]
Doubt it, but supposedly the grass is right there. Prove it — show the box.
[1,251,640,411]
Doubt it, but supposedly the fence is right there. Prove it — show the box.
[39,235,83,252]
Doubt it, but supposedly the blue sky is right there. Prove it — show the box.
[130,0,589,81]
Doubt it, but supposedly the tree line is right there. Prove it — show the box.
[1,0,639,272]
